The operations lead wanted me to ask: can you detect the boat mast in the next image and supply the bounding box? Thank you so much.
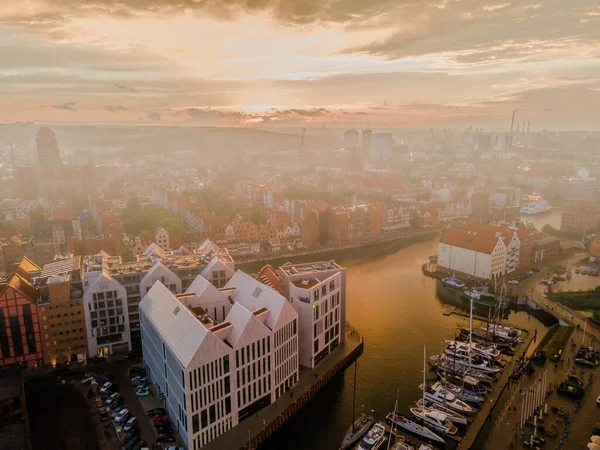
[387,397,398,450]
[422,344,426,415]
[351,361,358,433]
[469,297,473,372]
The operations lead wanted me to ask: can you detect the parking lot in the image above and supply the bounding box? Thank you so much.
[88,358,183,450]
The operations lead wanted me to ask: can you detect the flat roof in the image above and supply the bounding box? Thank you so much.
[279,260,342,276]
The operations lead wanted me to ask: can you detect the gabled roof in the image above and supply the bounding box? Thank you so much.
[440,227,503,254]
[201,256,235,279]
[140,282,213,368]
[18,257,41,274]
[224,271,294,330]
[223,302,270,348]
[184,275,229,308]
[143,242,166,259]
[0,272,39,300]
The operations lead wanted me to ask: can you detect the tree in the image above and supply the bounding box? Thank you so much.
[548,264,567,277]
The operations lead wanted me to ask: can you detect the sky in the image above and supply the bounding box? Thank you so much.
[1,0,600,129]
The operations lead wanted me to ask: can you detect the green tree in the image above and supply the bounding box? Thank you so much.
[548,264,567,277]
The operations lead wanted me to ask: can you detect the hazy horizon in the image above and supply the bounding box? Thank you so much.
[2,0,600,130]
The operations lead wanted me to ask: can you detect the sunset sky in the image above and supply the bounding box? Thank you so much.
[1,0,599,128]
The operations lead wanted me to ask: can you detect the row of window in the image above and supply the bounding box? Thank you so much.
[274,319,297,349]
[275,336,296,368]
[276,355,297,390]
[237,376,270,408]
[46,311,83,319]
[192,416,233,450]
[47,335,85,346]
[43,301,81,310]
[191,397,232,434]
[237,357,271,389]
[189,355,231,393]
[313,280,338,300]
[91,316,124,328]
[89,298,123,311]
[0,306,37,358]
[235,337,270,368]
[51,327,84,336]
[92,291,119,302]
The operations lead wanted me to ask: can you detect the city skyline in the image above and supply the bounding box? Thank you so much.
[1,0,600,129]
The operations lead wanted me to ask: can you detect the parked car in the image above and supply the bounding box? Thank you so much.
[81,376,96,385]
[156,422,173,434]
[124,432,138,445]
[147,408,166,417]
[100,382,113,394]
[115,409,131,424]
[131,376,148,386]
[105,392,121,406]
[508,279,519,285]
[125,437,140,450]
[136,386,150,397]
[123,417,138,433]
[152,413,169,422]
[132,441,146,450]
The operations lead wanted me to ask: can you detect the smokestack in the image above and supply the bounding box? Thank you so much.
[516,122,520,133]
[527,121,530,134]
[510,110,516,133]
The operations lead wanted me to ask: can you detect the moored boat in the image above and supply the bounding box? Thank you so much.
[415,399,468,425]
[442,275,466,290]
[355,422,387,450]
[436,359,496,384]
[341,412,375,450]
[419,382,476,415]
[445,339,502,361]
[409,407,458,435]
[386,412,445,444]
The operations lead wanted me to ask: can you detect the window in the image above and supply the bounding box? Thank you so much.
[224,376,230,394]
[314,340,319,354]
[193,414,200,433]
[322,285,327,296]
[201,410,208,428]
[225,396,231,415]
[224,355,229,373]
[314,289,319,300]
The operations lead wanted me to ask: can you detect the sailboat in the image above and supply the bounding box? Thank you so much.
[341,362,374,450]
[385,412,445,445]
[386,387,445,445]
[434,379,484,403]
[435,359,496,384]
[410,345,458,436]
[387,398,416,450]
[438,372,487,395]
[444,340,502,362]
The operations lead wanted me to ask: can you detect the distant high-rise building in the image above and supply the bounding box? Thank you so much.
[343,129,360,149]
[361,129,372,156]
[370,132,393,161]
[36,127,61,168]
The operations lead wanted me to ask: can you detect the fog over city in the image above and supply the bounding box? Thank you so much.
[2,2,600,450]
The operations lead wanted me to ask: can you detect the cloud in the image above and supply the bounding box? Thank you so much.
[106,104,128,112]
[52,101,76,111]
[147,111,162,121]
[114,83,139,93]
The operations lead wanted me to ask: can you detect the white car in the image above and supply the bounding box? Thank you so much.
[508,279,520,285]
[100,381,113,394]
[596,394,600,405]
[105,392,120,406]
[114,408,130,424]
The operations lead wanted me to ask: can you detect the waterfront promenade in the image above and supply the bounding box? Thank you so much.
[203,326,363,450]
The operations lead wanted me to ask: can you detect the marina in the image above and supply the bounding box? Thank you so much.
[259,239,549,450]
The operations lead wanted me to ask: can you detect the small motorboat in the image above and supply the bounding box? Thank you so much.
[389,434,416,450]
[356,422,387,450]
[386,412,445,444]
[341,412,375,450]
[442,276,466,290]
[445,340,502,361]
[437,353,502,374]
[415,399,468,425]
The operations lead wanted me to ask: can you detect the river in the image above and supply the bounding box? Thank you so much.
[262,238,548,450]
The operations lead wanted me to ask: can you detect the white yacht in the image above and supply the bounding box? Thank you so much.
[442,275,465,290]
[356,422,387,450]
[519,199,552,215]
[436,353,502,374]
[409,408,458,435]
[386,412,445,444]
[415,399,468,425]
[419,382,476,414]
[445,340,502,361]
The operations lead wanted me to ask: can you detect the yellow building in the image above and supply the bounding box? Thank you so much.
[36,257,88,366]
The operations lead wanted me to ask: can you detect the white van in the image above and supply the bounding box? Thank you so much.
[123,416,138,432]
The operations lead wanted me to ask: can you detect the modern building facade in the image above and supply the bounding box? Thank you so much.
[279,261,346,368]
[0,260,44,369]
[139,270,298,450]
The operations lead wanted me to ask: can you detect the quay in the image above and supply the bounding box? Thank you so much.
[457,330,537,449]
[237,228,440,268]
[203,323,364,450]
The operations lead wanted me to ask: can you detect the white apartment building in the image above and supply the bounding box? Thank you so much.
[82,253,131,356]
[437,225,522,280]
[139,271,298,450]
[155,226,170,250]
[279,261,346,368]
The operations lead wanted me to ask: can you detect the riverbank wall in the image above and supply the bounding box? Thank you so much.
[237,229,440,272]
